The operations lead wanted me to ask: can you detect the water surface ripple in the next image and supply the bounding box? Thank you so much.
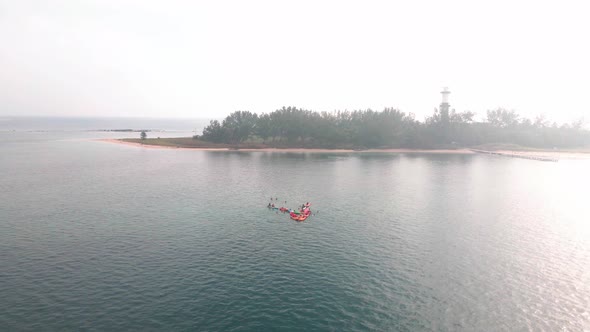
[1,133,589,331]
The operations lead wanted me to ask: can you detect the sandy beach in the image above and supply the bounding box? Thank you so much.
[97,138,475,154]
[97,138,590,159]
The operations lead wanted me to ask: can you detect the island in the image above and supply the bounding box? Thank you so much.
[100,106,590,160]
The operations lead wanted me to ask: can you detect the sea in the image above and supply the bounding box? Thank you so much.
[1,117,589,331]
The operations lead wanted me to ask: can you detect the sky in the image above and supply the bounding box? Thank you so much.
[1,0,589,123]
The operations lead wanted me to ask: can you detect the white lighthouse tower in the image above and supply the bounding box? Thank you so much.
[440,87,450,124]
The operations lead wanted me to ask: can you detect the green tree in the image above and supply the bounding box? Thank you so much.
[140,131,147,140]
[197,106,590,149]
[255,113,272,143]
[200,120,226,143]
[222,111,258,143]
[486,108,519,128]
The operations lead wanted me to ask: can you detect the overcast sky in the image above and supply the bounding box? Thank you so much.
[1,0,588,122]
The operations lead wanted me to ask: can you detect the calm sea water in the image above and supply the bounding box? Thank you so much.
[1,129,589,331]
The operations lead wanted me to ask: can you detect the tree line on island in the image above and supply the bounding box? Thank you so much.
[194,106,589,149]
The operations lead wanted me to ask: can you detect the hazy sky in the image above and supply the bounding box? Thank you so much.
[1,0,589,122]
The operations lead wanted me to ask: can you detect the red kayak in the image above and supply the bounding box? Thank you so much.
[291,214,309,222]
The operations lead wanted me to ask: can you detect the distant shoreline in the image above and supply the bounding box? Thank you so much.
[97,138,475,154]
[95,138,590,160]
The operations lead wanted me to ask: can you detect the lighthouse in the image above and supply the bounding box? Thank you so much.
[440,87,450,124]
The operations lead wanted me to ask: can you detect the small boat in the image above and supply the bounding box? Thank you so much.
[291,214,308,222]
[290,209,311,221]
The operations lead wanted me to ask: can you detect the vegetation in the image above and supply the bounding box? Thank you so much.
[140,131,147,140]
[194,107,590,149]
[123,137,235,148]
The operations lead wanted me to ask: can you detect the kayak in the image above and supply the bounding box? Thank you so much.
[290,214,308,222]
[267,200,313,221]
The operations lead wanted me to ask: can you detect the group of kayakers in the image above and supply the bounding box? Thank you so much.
[267,198,316,221]
[267,197,286,208]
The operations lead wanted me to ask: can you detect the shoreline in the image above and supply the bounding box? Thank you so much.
[96,138,590,159]
[97,138,229,150]
[96,138,475,154]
